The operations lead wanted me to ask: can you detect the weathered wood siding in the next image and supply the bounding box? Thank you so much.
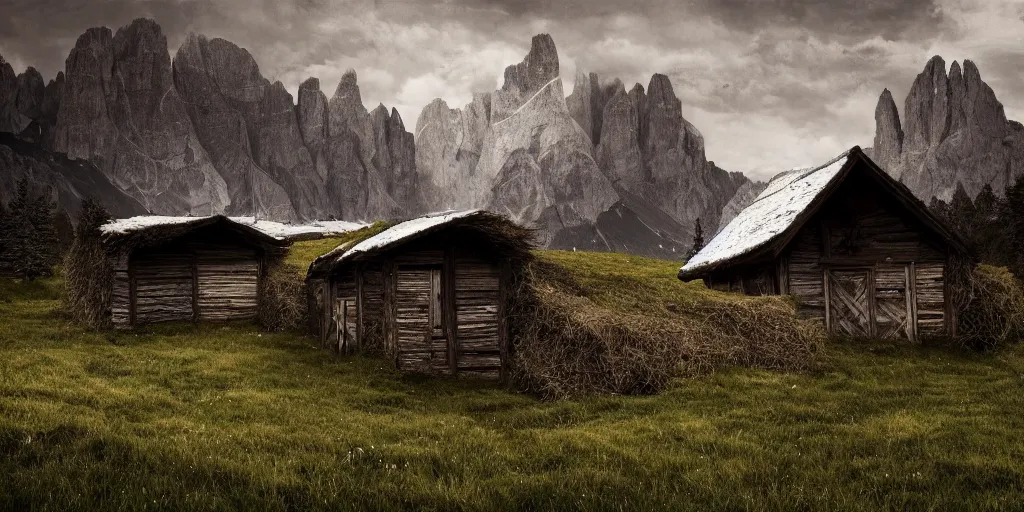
[915,262,946,336]
[395,266,448,373]
[132,251,194,325]
[329,270,357,352]
[874,265,912,340]
[454,253,502,377]
[324,240,510,379]
[786,223,826,319]
[359,264,385,351]
[112,253,131,328]
[116,234,267,328]
[196,248,259,321]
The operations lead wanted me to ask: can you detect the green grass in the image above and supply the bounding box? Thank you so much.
[534,250,773,314]
[284,222,393,275]
[2,253,1024,510]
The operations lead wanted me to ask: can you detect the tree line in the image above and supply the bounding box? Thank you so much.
[928,175,1024,279]
[0,178,72,280]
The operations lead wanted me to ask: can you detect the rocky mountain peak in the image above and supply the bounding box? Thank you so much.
[14,66,44,120]
[491,33,562,123]
[114,17,165,45]
[389,107,405,131]
[875,55,1022,201]
[872,88,903,173]
[300,76,320,91]
[297,76,328,151]
[501,33,558,93]
[336,69,360,96]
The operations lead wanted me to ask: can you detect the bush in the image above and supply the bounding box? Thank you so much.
[508,256,824,398]
[956,264,1024,351]
[258,262,309,332]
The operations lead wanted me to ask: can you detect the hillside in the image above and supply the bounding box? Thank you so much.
[3,255,1024,509]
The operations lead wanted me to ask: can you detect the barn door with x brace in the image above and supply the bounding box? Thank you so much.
[827,269,872,337]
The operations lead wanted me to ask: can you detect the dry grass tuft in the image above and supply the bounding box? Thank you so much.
[955,264,1024,351]
[508,253,824,398]
[258,262,309,332]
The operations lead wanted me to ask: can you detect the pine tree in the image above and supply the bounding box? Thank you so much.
[0,200,8,274]
[1001,174,1024,279]
[2,180,60,280]
[970,184,1009,267]
[687,218,705,259]
[4,179,35,279]
[29,188,61,273]
[948,184,975,241]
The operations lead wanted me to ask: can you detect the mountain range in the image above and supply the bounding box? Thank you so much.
[869,56,1024,201]
[2,18,1021,258]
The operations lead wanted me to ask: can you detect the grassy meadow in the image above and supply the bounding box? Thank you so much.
[2,251,1024,510]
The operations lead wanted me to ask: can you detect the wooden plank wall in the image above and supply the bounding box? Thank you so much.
[454,253,503,377]
[132,252,194,325]
[359,264,385,350]
[786,223,826,319]
[196,248,259,321]
[111,253,131,328]
[915,262,945,336]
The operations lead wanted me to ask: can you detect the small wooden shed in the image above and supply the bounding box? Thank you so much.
[97,215,290,328]
[306,210,534,379]
[678,146,969,341]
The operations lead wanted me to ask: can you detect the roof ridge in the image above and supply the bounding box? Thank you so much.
[745,147,855,208]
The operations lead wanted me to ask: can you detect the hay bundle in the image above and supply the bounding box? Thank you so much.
[258,262,309,332]
[508,260,824,398]
[63,200,114,329]
[956,264,1024,350]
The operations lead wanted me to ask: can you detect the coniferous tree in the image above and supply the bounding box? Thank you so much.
[948,184,975,238]
[687,218,705,259]
[29,188,61,273]
[4,180,36,279]
[3,180,60,280]
[1001,174,1024,279]
[970,184,1009,267]
[0,200,8,274]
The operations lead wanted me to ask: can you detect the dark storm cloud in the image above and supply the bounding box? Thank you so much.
[0,0,1019,179]
[690,0,947,40]
[0,0,205,80]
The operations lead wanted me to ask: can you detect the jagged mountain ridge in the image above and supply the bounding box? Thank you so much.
[0,18,415,224]
[0,19,754,258]
[415,34,755,257]
[870,56,1024,201]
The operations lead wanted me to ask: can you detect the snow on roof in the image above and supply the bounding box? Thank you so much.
[318,209,482,268]
[100,215,367,241]
[680,149,853,276]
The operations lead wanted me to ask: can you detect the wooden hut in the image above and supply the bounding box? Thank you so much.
[95,215,290,328]
[306,210,534,379]
[678,146,970,341]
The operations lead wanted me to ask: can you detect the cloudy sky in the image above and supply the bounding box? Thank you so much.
[2,0,1022,180]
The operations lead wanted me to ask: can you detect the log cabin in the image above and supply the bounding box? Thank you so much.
[94,215,291,328]
[306,210,534,380]
[678,146,970,342]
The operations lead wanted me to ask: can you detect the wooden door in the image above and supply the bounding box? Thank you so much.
[332,298,358,353]
[874,265,912,341]
[395,266,448,373]
[828,269,871,337]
